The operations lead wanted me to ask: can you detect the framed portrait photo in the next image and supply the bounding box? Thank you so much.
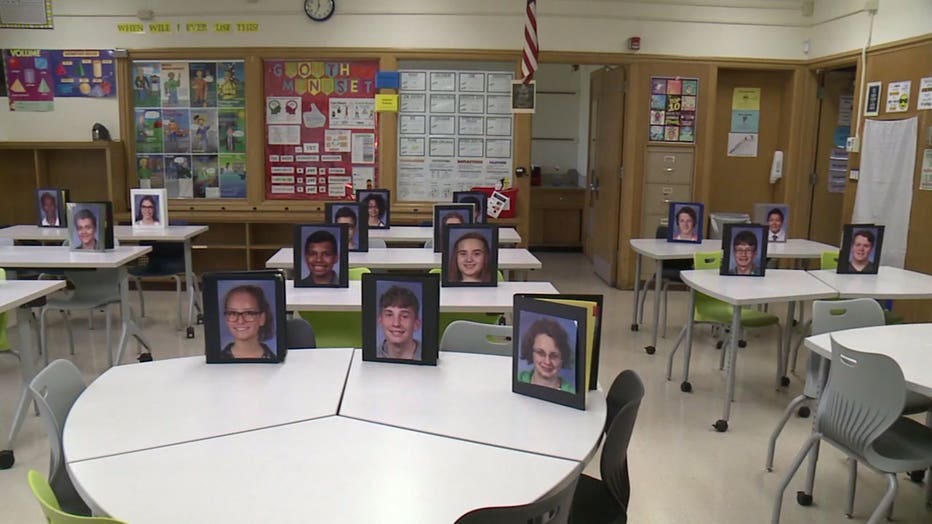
[202,270,287,364]
[838,224,884,274]
[512,295,588,410]
[325,202,368,252]
[433,203,475,253]
[753,203,789,243]
[356,189,391,229]
[667,202,704,243]
[293,224,349,288]
[66,202,114,252]
[452,190,488,224]
[720,223,768,277]
[36,188,68,228]
[130,188,168,229]
[362,273,439,366]
[441,224,499,287]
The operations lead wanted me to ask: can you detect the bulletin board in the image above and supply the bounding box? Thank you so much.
[264,59,379,200]
[396,68,515,202]
[132,59,248,199]
[649,76,698,143]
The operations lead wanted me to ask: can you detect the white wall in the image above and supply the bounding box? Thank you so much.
[808,0,932,58]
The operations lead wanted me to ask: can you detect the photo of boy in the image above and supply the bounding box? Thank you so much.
[667,202,704,243]
[375,282,423,361]
[721,224,767,277]
[294,225,347,288]
[36,190,62,227]
[754,203,789,243]
[326,203,367,252]
[452,191,488,223]
[362,274,438,365]
[838,225,884,274]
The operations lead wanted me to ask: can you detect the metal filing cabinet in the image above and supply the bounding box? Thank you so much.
[639,146,695,280]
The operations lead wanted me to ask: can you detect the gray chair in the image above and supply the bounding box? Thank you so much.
[569,370,645,524]
[369,238,387,248]
[771,337,932,523]
[454,476,579,524]
[708,212,750,240]
[28,359,91,516]
[285,317,317,349]
[439,320,512,355]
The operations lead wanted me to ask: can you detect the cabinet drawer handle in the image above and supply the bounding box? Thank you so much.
[664,167,674,172]
[662,199,671,204]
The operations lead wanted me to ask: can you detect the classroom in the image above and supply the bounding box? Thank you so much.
[1,1,931,522]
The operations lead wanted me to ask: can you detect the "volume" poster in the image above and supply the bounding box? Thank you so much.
[3,49,54,111]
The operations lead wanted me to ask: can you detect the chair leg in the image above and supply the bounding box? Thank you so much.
[173,274,183,330]
[39,308,50,366]
[801,439,822,503]
[845,459,857,517]
[636,275,653,326]
[64,311,75,355]
[789,319,812,374]
[866,474,897,524]
[105,305,113,367]
[771,433,821,524]
[766,393,810,471]
[134,276,146,318]
[661,281,670,339]
[665,325,687,381]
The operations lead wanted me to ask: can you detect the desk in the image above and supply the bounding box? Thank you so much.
[370,225,522,246]
[266,247,542,272]
[807,266,932,300]
[0,279,67,469]
[677,269,837,432]
[0,246,152,365]
[0,225,209,337]
[64,350,601,523]
[286,280,559,313]
[629,238,836,356]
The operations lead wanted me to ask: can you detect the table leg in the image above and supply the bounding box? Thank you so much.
[0,307,40,469]
[714,305,741,432]
[779,302,794,388]
[114,266,152,365]
[630,253,641,331]
[645,258,662,355]
[679,288,696,393]
[184,239,202,339]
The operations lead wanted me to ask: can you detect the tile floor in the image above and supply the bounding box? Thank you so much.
[0,252,929,523]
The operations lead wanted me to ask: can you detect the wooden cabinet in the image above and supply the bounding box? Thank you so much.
[530,187,585,248]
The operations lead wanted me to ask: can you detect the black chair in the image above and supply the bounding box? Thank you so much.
[454,476,579,524]
[285,317,317,349]
[636,226,692,337]
[568,370,645,524]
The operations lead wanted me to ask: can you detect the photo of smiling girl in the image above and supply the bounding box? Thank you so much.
[442,225,499,287]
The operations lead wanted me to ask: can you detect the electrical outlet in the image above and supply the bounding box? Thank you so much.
[849,169,860,180]
[846,136,861,153]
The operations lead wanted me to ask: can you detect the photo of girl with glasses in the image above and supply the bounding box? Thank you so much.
[131,189,167,229]
[218,283,277,360]
[134,195,160,226]
[517,314,577,393]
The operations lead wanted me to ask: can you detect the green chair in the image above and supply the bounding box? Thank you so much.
[297,267,371,348]
[666,251,783,393]
[28,470,127,524]
[428,268,505,335]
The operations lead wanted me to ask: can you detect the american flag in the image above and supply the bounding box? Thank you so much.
[521,0,538,84]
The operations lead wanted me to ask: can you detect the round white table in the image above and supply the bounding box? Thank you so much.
[64,349,606,523]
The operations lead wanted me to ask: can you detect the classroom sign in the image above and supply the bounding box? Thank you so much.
[3,49,54,111]
[132,60,248,199]
[649,76,698,143]
[264,59,380,200]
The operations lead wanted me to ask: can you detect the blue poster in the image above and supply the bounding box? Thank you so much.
[51,49,116,98]
[730,110,759,133]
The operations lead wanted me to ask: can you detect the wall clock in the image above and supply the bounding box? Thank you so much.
[304,0,335,22]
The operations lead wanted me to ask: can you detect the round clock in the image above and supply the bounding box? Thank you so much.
[304,0,335,22]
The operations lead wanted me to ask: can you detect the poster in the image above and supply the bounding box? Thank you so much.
[885,80,911,113]
[828,147,848,193]
[730,110,759,133]
[397,68,515,201]
[920,149,932,191]
[726,132,758,157]
[649,76,698,144]
[918,77,932,111]
[264,59,379,200]
[50,50,116,98]
[0,53,5,97]
[3,49,54,111]
[132,60,247,198]
[864,81,881,116]
[732,87,761,110]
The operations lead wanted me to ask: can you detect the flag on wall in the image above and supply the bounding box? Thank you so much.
[521,0,538,84]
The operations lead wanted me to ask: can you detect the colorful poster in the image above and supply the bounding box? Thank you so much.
[264,59,380,200]
[132,59,247,199]
[649,76,697,144]
[3,49,54,111]
[50,49,116,98]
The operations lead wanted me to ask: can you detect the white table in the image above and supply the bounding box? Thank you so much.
[370,225,522,246]
[0,246,152,365]
[64,350,602,523]
[808,266,932,300]
[676,269,838,432]
[0,225,209,337]
[0,279,67,470]
[341,351,606,461]
[64,349,354,462]
[286,280,559,313]
[629,238,836,356]
[266,247,542,272]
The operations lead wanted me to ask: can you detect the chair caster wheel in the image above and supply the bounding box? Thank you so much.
[796,492,813,506]
[0,449,14,469]
[197,314,204,325]
[780,376,790,387]
[715,341,724,349]
[630,324,639,331]
[137,353,153,363]
[645,345,655,355]
[713,419,728,432]
[680,382,692,393]
[907,469,925,483]
[797,406,811,418]
[738,340,747,348]
[186,327,195,339]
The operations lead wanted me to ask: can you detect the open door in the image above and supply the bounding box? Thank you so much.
[584,67,625,284]
[808,68,855,245]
